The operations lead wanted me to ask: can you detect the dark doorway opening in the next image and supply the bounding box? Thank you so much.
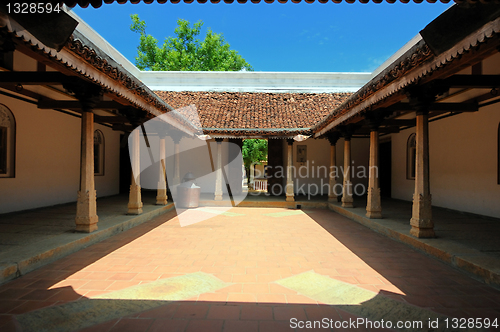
[379,140,392,198]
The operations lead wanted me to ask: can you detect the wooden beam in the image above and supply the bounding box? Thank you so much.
[94,116,129,124]
[387,102,478,112]
[0,71,75,85]
[0,85,41,101]
[442,75,500,88]
[112,124,134,132]
[38,100,126,110]
[381,119,416,127]
[358,127,401,135]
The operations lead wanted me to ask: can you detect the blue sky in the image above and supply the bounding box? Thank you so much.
[72,2,451,73]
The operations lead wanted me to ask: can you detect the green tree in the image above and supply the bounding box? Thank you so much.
[242,139,268,179]
[130,15,253,71]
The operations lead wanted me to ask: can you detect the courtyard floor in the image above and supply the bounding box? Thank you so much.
[0,207,499,332]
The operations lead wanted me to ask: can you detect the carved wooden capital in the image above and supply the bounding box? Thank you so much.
[326,132,341,146]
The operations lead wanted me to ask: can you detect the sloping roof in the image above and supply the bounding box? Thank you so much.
[0,9,201,135]
[155,91,351,137]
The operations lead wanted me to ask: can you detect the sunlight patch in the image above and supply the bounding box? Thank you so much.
[276,270,376,305]
[276,271,450,330]
[263,210,308,218]
[17,272,228,332]
[193,207,245,217]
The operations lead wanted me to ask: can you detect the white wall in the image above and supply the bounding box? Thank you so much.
[94,123,120,197]
[391,104,500,218]
[0,95,121,214]
[160,136,231,194]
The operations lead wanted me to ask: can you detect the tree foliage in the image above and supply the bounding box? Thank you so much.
[242,139,268,176]
[130,15,253,71]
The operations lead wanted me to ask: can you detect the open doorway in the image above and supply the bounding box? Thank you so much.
[242,139,268,193]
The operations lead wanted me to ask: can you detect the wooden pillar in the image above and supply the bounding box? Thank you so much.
[128,129,143,214]
[286,139,295,202]
[410,110,434,237]
[327,133,340,202]
[156,136,168,205]
[75,109,98,232]
[366,127,382,218]
[342,134,354,208]
[173,138,181,187]
[214,138,224,201]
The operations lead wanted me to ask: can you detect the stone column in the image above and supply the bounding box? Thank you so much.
[214,138,224,201]
[156,136,168,205]
[410,110,434,237]
[75,109,98,232]
[342,135,354,208]
[286,139,295,202]
[128,128,143,214]
[327,133,340,202]
[366,127,382,218]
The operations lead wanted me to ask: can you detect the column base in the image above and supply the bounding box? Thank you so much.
[156,183,168,205]
[366,187,382,218]
[75,190,98,233]
[410,193,433,237]
[410,224,435,238]
[286,195,295,202]
[156,186,168,205]
[366,210,382,219]
[156,196,168,205]
[214,194,223,201]
[328,195,337,202]
[75,215,98,233]
[127,207,143,215]
[128,184,143,215]
[342,201,354,208]
[75,216,98,233]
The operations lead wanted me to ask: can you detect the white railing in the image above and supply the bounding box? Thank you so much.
[253,179,268,191]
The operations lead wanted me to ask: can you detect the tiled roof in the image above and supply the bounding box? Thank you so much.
[155,91,351,137]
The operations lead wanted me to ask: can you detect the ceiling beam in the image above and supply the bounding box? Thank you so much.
[0,84,40,101]
[380,119,416,127]
[442,75,500,88]
[112,124,134,132]
[94,116,129,124]
[387,102,478,112]
[0,71,76,85]
[38,100,126,110]
[357,127,401,135]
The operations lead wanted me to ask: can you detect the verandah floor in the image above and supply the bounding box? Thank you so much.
[0,204,499,331]
[0,191,499,292]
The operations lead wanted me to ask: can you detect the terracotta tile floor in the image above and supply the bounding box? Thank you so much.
[0,207,500,331]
